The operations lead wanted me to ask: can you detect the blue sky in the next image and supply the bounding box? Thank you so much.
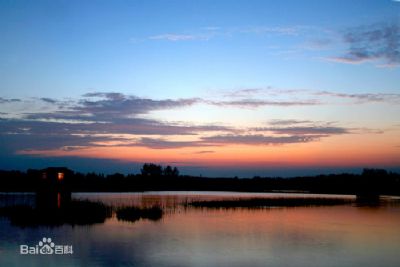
[0,0,399,176]
[1,0,399,98]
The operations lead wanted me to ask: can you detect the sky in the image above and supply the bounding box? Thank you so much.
[0,0,399,177]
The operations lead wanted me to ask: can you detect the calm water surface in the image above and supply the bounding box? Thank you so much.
[1,192,400,267]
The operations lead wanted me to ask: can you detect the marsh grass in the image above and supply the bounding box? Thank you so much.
[188,197,354,209]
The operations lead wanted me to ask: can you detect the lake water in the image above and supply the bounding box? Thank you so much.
[1,192,400,267]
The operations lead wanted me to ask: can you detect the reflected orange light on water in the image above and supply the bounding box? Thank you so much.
[101,203,400,267]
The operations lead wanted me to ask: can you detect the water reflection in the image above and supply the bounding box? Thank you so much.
[0,199,111,227]
[1,192,399,229]
[0,193,166,227]
[116,206,163,223]
[1,192,400,267]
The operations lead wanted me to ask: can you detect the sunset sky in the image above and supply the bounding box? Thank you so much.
[0,0,399,176]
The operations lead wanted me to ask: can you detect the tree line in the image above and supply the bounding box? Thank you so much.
[0,164,399,196]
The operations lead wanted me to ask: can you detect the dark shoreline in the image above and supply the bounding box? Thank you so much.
[1,168,399,196]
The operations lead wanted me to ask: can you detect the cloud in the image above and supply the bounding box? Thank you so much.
[136,137,207,149]
[326,56,368,64]
[241,26,300,36]
[208,99,320,108]
[146,25,305,43]
[0,91,227,152]
[0,97,21,104]
[0,116,350,153]
[77,92,200,118]
[201,134,319,145]
[305,38,334,50]
[79,91,321,113]
[315,91,400,104]
[353,128,384,135]
[332,23,400,66]
[202,26,220,31]
[0,122,225,152]
[257,119,383,136]
[254,126,349,135]
[149,33,211,41]
[40,97,58,104]
[223,88,266,98]
[83,92,125,100]
[253,118,351,137]
[1,92,248,153]
[0,90,383,156]
[193,150,215,154]
[268,119,313,126]
[1,116,233,137]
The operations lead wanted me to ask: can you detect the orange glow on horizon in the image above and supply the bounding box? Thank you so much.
[17,131,400,170]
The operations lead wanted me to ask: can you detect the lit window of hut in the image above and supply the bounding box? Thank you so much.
[58,172,64,181]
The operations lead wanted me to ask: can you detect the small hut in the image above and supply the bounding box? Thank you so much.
[36,167,72,209]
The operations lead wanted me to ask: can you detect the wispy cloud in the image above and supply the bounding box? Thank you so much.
[314,91,400,104]
[254,126,349,135]
[193,150,215,154]
[268,119,314,126]
[304,38,334,50]
[78,92,200,118]
[146,25,317,43]
[0,90,387,155]
[223,88,267,98]
[0,97,21,103]
[329,23,400,66]
[39,97,58,104]
[83,92,126,100]
[149,33,212,41]
[201,134,319,145]
[240,26,300,36]
[0,117,234,152]
[78,90,323,112]
[136,137,208,149]
[252,119,352,138]
[0,92,226,153]
[208,99,319,108]
[220,87,400,105]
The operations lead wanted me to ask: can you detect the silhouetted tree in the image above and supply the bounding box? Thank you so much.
[357,168,388,200]
[362,168,388,177]
[163,165,179,177]
[141,163,162,177]
[172,167,179,177]
[163,166,173,177]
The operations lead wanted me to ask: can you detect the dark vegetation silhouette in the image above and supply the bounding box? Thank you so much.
[188,197,354,209]
[0,192,163,227]
[1,165,398,227]
[0,200,112,227]
[0,164,399,196]
[116,206,163,223]
[141,163,179,177]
